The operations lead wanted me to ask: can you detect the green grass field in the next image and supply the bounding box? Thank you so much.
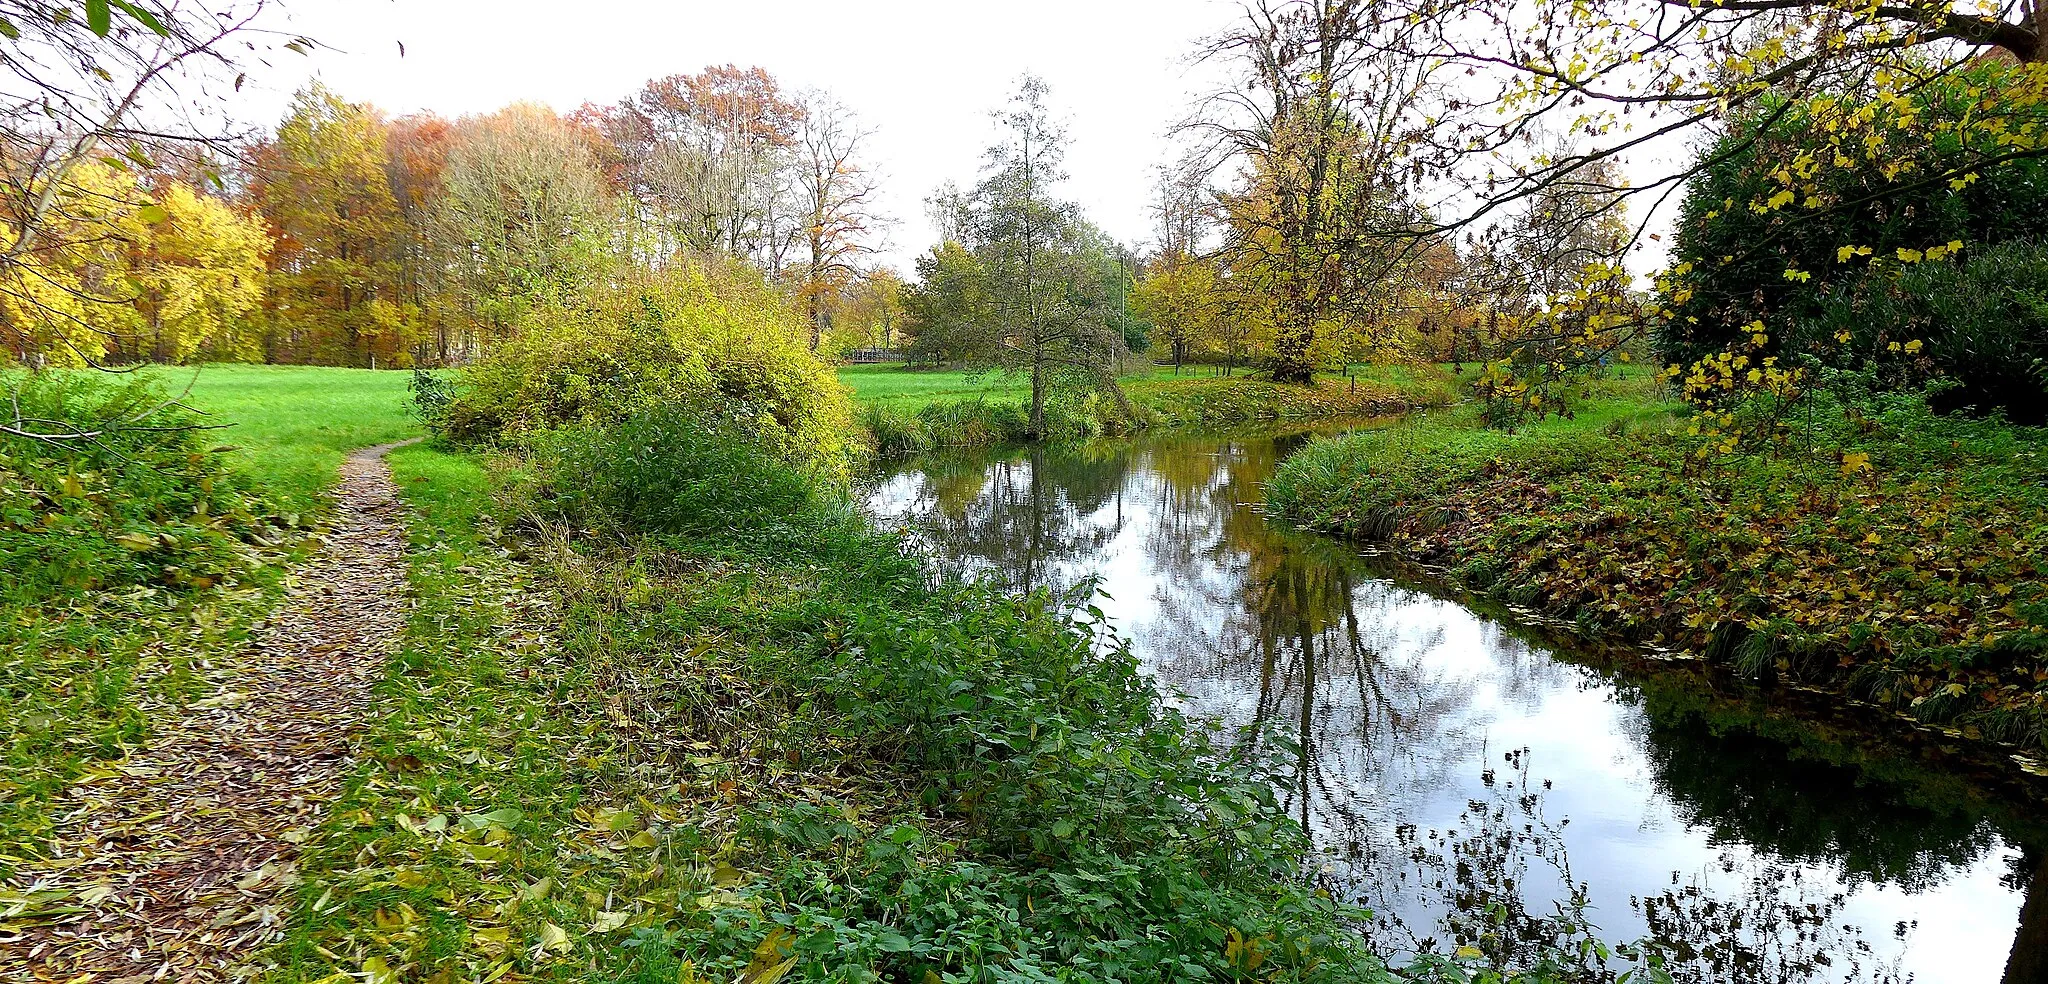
[141,364,423,514]
[838,363,1046,409]
[836,362,1448,410]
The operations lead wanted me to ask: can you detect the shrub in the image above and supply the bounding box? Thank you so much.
[534,407,894,570]
[1805,240,2048,421]
[1659,66,2048,374]
[0,372,286,606]
[434,260,856,477]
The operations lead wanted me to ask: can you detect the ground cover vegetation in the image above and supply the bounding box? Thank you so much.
[0,363,421,910]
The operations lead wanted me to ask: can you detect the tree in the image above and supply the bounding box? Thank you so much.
[250,83,408,367]
[384,112,458,362]
[610,65,805,266]
[903,240,988,364]
[2,1,275,360]
[1133,251,1225,373]
[0,159,149,365]
[1340,0,2048,420]
[793,91,882,349]
[436,103,612,326]
[965,76,1132,436]
[830,265,905,354]
[1189,0,1438,384]
[129,182,269,362]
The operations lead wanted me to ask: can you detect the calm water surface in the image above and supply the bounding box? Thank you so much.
[862,428,2048,984]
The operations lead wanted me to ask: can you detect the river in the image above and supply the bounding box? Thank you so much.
[861,426,2048,984]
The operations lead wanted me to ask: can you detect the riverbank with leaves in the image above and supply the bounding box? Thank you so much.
[264,415,1417,984]
[1268,380,2048,760]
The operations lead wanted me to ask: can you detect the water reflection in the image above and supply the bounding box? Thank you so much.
[862,430,2048,984]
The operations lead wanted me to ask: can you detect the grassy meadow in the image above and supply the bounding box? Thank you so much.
[141,364,425,515]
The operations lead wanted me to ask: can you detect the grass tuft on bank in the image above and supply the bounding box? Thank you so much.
[1268,378,2048,754]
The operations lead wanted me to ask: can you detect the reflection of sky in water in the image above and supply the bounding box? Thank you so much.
[863,434,2042,984]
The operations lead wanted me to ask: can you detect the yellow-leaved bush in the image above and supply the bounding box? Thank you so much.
[438,258,856,478]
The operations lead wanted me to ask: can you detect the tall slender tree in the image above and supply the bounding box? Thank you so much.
[250,83,408,367]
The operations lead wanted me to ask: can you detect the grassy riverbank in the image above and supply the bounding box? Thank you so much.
[1268,378,2048,756]
[842,362,1455,452]
[269,413,1404,984]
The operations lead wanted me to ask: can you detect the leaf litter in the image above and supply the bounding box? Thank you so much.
[2,441,420,983]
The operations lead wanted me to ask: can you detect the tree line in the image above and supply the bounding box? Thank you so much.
[3,63,901,370]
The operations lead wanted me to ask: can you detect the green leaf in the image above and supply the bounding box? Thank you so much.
[0,17,20,40]
[135,204,168,225]
[109,0,168,35]
[85,0,111,37]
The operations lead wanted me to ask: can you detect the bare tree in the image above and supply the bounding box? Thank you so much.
[793,90,882,349]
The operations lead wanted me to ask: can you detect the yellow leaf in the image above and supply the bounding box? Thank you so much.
[539,922,571,952]
[1840,452,1872,476]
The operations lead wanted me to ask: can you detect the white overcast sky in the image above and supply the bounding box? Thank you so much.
[247,0,1242,270]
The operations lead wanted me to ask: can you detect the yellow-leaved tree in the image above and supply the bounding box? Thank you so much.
[130,183,271,363]
[0,160,148,366]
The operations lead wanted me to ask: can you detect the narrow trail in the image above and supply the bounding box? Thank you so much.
[6,439,420,983]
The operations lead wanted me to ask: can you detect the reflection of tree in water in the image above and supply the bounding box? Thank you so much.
[1117,436,1502,840]
[1375,753,1912,984]
[870,443,1135,593]
[1636,692,2002,892]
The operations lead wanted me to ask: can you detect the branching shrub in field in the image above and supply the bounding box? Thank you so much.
[0,373,286,605]
[434,260,855,476]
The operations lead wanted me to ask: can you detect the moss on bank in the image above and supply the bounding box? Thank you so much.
[1267,382,2048,757]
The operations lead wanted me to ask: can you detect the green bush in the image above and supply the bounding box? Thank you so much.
[434,261,856,477]
[0,372,287,607]
[1659,66,2048,384]
[1805,240,2048,420]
